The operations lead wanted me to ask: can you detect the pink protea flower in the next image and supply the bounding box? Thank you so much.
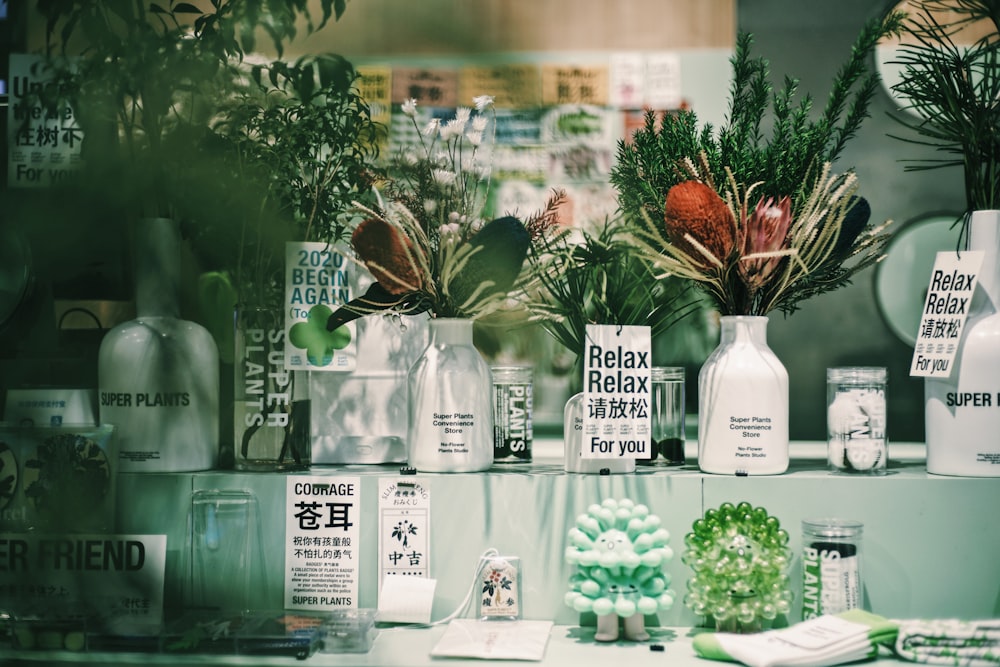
[738,195,793,290]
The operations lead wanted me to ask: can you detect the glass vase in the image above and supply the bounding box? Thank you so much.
[233,307,311,471]
[698,315,788,475]
[925,209,1000,476]
[407,318,493,472]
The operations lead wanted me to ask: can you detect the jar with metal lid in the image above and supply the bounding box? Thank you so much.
[801,518,863,620]
[827,366,887,474]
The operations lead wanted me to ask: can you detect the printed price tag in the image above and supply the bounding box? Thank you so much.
[581,324,652,459]
[284,241,357,371]
[910,250,984,377]
[284,476,361,610]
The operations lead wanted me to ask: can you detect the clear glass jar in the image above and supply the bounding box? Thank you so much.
[801,519,864,620]
[827,366,887,474]
[491,366,533,463]
[638,366,685,466]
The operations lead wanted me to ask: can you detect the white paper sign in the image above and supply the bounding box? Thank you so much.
[581,324,652,459]
[378,478,431,586]
[284,241,357,371]
[0,533,166,631]
[910,250,984,377]
[284,476,361,610]
[609,53,646,108]
[645,52,683,110]
[7,54,84,188]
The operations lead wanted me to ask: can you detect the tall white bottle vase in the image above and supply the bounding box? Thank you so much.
[407,318,493,473]
[698,315,789,475]
[99,218,219,472]
[925,210,1000,476]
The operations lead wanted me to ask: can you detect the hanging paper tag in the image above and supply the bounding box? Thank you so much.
[284,476,361,610]
[581,324,652,459]
[910,250,984,378]
[284,241,357,372]
[378,478,431,586]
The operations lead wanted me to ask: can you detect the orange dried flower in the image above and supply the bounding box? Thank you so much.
[351,217,424,294]
[663,180,736,268]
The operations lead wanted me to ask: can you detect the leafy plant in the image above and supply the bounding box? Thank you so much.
[33,0,350,219]
[24,433,110,531]
[610,14,903,317]
[612,13,905,223]
[523,192,702,362]
[887,0,1000,211]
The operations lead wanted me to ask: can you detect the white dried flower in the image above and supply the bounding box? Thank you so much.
[466,130,483,147]
[440,119,465,140]
[433,169,457,186]
[401,98,418,117]
[471,115,489,133]
[422,118,441,136]
[473,95,494,112]
[454,106,472,127]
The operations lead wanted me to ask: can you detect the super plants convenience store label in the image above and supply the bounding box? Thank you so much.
[581,324,652,459]
[284,242,357,371]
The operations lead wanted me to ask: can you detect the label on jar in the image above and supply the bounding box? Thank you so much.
[801,542,861,619]
[827,387,886,472]
[493,382,532,461]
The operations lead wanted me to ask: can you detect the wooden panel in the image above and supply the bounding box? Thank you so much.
[290,0,736,57]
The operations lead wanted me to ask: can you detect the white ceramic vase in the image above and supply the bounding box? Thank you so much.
[98,218,219,472]
[925,209,1000,476]
[407,318,493,472]
[698,315,789,475]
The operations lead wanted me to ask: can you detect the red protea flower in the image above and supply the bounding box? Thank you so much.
[738,195,793,290]
[351,217,424,294]
[663,180,736,268]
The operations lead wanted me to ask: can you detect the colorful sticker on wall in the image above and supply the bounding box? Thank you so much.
[460,64,542,109]
[391,67,459,107]
[284,241,356,371]
[540,63,609,106]
[284,476,361,610]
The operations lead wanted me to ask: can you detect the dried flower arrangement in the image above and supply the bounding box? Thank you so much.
[612,14,905,317]
[326,96,552,331]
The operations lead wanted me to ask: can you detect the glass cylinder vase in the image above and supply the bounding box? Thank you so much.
[698,315,788,475]
[233,307,311,471]
[407,318,494,472]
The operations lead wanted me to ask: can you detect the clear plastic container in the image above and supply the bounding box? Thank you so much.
[826,366,887,474]
[639,366,686,466]
[801,519,863,620]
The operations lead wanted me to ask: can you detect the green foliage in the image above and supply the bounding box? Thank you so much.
[525,203,702,359]
[888,0,1000,210]
[612,12,904,222]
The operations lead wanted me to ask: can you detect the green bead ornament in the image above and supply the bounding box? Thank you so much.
[564,498,674,642]
[682,501,792,633]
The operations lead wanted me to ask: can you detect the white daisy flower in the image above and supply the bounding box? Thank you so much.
[473,95,494,112]
[401,98,418,117]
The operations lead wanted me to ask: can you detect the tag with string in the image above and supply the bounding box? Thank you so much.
[581,324,652,459]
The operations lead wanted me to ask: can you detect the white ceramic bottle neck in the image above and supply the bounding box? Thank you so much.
[968,210,1000,312]
[718,315,769,346]
[430,317,474,346]
[135,217,181,319]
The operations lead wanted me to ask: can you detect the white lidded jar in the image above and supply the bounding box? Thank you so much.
[925,210,1000,476]
[98,218,219,472]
